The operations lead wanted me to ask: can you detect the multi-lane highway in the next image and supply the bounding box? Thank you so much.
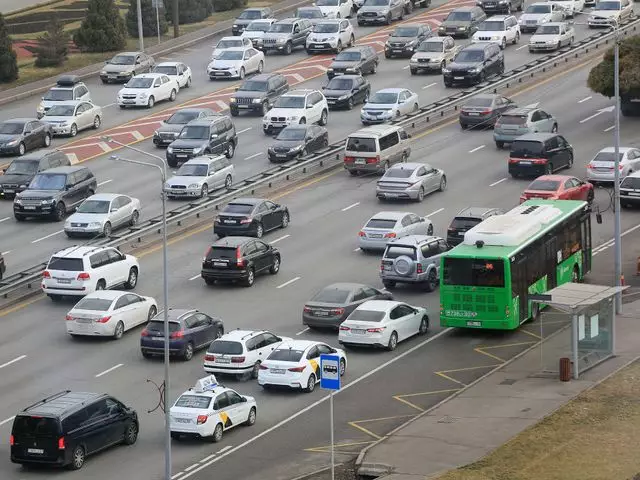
[0,0,625,278]
[0,31,639,478]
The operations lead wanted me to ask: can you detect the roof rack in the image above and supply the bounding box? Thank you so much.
[23,390,71,412]
[56,75,81,87]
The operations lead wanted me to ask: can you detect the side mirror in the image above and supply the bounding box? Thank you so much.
[306,104,313,109]
[41,96,44,100]
[111,207,118,212]
[321,85,326,89]
[2,168,6,173]
[65,184,72,191]
[241,397,248,402]
[420,217,425,222]
[407,133,412,138]
[104,61,108,65]
[210,134,218,140]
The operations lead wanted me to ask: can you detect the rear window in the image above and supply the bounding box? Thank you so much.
[443,257,505,287]
[74,298,113,311]
[348,310,386,322]
[498,114,527,125]
[312,288,351,303]
[510,140,544,158]
[621,177,640,189]
[208,340,244,354]
[48,257,83,271]
[346,137,376,153]
[450,217,482,230]
[268,349,304,362]
[366,218,397,229]
[223,203,254,214]
[464,97,493,107]
[384,246,417,260]
[174,395,211,409]
[207,247,237,260]
[527,179,560,191]
[146,321,181,333]
[384,169,413,179]
[12,416,60,437]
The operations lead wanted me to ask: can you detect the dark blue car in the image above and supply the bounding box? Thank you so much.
[140,308,224,361]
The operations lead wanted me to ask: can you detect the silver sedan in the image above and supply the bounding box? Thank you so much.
[42,100,103,137]
[587,147,640,184]
[64,193,141,238]
[358,211,434,252]
[377,162,447,202]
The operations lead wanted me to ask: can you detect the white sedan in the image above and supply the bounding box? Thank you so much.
[529,22,574,52]
[338,300,429,350]
[117,73,179,109]
[65,290,157,339]
[152,61,192,89]
[64,193,141,238]
[361,88,420,125]
[42,100,102,137]
[258,340,347,393]
[207,48,265,80]
[211,36,253,59]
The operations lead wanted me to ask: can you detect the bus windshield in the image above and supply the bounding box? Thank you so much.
[443,257,505,287]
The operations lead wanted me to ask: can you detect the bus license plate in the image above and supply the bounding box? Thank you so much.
[466,321,481,327]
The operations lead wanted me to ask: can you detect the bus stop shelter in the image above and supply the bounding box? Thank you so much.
[529,283,627,380]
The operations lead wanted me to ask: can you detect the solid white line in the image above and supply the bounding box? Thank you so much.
[276,276,301,289]
[516,44,529,51]
[0,416,15,427]
[184,464,200,472]
[244,152,263,160]
[97,179,113,187]
[296,327,310,336]
[0,216,10,223]
[604,125,615,132]
[216,446,233,454]
[469,145,486,154]
[237,127,252,135]
[95,363,124,378]
[592,222,640,255]
[341,202,360,212]
[490,177,508,187]
[189,274,201,281]
[422,82,437,89]
[103,102,116,108]
[270,234,290,245]
[402,65,410,70]
[201,454,217,463]
[171,473,185,480]
[180,327,454,479]
[31,230,64,244]
[578,96,592,103]
[0,355,26,370]
[354,247,361,252]
[426,207,444,217]
[1,251,10,256]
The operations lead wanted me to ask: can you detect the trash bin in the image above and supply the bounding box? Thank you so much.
[559,357,571,381]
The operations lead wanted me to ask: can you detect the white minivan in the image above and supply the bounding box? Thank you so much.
[343,125,411,175]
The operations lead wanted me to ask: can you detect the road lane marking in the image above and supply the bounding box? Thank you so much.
[579,106,615,124]
[237,127,252,135]
[422,82,437,89]
[0,416,15,427]
[604,125,615,132]
[296,327,310,336]
[578,96,592,103]
[103,102,116,108]
[184,464,200,472]
[216,446,233,454]
[244,152,263,160]
[31,230,64,244]
[592,222,640,255]
[95,363,124,378]
[516,44,529,51]
[270,234,290,244]
[341,202,360,211]
[0,355,26,370]
[189,274,200,281]
[402,65,410,70]
[131,131,145,141]
[289,73,305,82]
[490,177,507,187]
[97,141,113,153]
[0,217,10,223]
[171,472,185,480]
[277,277,301,289]
[354,247,361,252]
[426,208,444,217]
[179,327,454,479]
[1,251,10,255]
[469,145,485,153]
[98,179,113,187]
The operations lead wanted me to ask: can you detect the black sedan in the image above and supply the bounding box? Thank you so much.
[214,197,290,239]
[303,283,394,329]
[384,24,433,58]
[268,125,328,162]
[0,119,52,156]
[459,94,516,129]
[322,75,370,110]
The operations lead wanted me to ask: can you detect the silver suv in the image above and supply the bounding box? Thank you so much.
[380,235,450,291]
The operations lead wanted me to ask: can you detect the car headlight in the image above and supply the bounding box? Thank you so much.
[64,220,71,227]
[410,57,418,63]
[153,130,159,137]
[19,184,27,188]
[139,93,148,99]
[100,70,106,75]
[327,68,334,72]
[167,147,174,153]
[263,115,270,121]
[276,38,286,44]
[588,15,595,20]
[286,116,298,121]
[442,67,451,73]
[233,24,238,28]
[470,67,482,73]
[380,9,389,14]
[41,198,55,205]
[14,198,22,204]
[229,97,237,103]
[338,94,350,100]
[37,103,44,113]
[346,67,357,72]
[188,183,201,189]
[439,25,446,30]
[458,26,467,30]
[7,139,18,146]
[385,41,392,47]
[88,222,102,228]
[252,98,262,104]
[491,36,501,40]
[165,182,171,189]
[290,145,303,152]
[193,147,204,154]
[518,18,525,24]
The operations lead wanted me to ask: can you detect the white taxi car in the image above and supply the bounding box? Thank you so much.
[207,48,265,80]
[258,340,347,393]
[528,22,574,52]
[42,100,102,137]
[170,375,257,442]
[117,73,179,109]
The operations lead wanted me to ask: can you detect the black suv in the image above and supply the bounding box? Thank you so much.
[323,74,370,109]
[0,149,70,198]
[385,24,434,58]
[14,165,97,221]
[230,73,289,117]
[447,207,503,246]
[166,116,237,168]
[443,43,504,87]
[201,236,281,287]
[477,0,523,14]
[327,45,379,79]
[10,391,138,470]
[232,7,273,35]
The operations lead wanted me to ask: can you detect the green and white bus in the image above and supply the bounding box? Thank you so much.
[439,199,592,330]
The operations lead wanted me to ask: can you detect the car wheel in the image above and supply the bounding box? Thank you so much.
[245,407,257,426]
[186,76,192,88]
[49,294,62,302]
[281,211,289,228]
[349,34,355,47]
[425,270,438,292]
[260,101,269,116]
[439,176,447,192]
[226,142,235,158]
[68,445,85,470]
[382,280,396,289]
[300,147,308,157]
[201,184,209,197]
[224,174,232,189]
[230,107,239,117]
[567,154,574,168]
[545,163,553,175]
[339,358,346,376]
[416,187,425,202]
[371,61,378,74]
[305,373,316,393]
[123,422,138,445]
[102,222,112,237]
[418,316,429,334]
[410,68,417,75]
[284,42,292,55]
[169,89,177,101]
[269,255,280,274]
[53,202,66,221]
[255,222,264,238]
[243,268,255,287]
[17,141,26,156]
[125,267,138,289]
[170,432,181,440]
[495,140,504,149]
[319,109,328,126]
[427,223,434,236]
[251,362,261,380]
[383,161,390,172]
[113,321,125,340]
[14,213,25,221]
[551,123,558,133]
[501,37,506,49]
[147,305,157,321]
[147,96,155,108]
[204,278,216,286]
[239,67,245,80]
[93,116,101,129]
[514,32,520,44]
[129,210,139,226]
[183,342,194,361]
[440,60,446,72]
[587,189,594,204]
[385,13,392,24]
[571,266,580,283]
[336,40,343,54]
[299,117,306,124]
[386,331,398,351]
[211,423,223,442]
[257,61,264,74]
[43,133,51,146]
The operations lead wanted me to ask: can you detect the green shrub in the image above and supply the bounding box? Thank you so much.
[0,13,18,83]
[34,16,69,68]
[126,0,168,37]
[74,0,127,52]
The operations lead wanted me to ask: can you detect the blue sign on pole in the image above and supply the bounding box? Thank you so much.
[320,354,341,390]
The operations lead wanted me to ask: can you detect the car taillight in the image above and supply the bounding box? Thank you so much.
[197,415,208,425]
[380,262,384,273]
[339,326,350,331]
[65,314,74,321]
[367,327,386,333]
[416,264,423,274]
[358,231,366,237]
[170,331,184,339]
[366,156,380,164]
[231,356,246,363]
[480,108,491,114]
[140,329,150,337]
[344,156,355,163]
[259,364,269,370]
[9,435,14,446]
[240,218,252,224]
[531,159,547,165]
[204,246,213,261]
[519,197,526,204]
[384,232,396,238]
[508,158,519,164]
[77,272,90,281]
[236,247,245,267]
[587,164,594,169]
[97,316,111,324]
[330,308,344,316]
[58,437,65,450]
[204,354,215,362]
[303,306,312,313]
[43,270,51,279]
[288,366,305,372]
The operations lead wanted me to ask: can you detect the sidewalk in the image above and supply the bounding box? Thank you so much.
[356,299,640,480]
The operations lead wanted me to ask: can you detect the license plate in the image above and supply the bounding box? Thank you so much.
[175,418,191,423]
[27,448,44,454]
[108,75,116,79]
[276,154,287,158]
[369,234,383,238]
[385,193,399,198]
[628,192,640,196]
[4,189,14,193]
[214,72,225,76]
[519,161,532,165]
[177,154,187,158]
[315,311,329,316]
[57,279,72,284]
[351,329,366,334]
[327,100,335,104]
[392,49,402,53]
[271,368,286,374]
[23,206,36,210]
[454,76,464,80]
[468,112,479,116]
[213,262,227,267]
[237,105,248,108]
[458,231,465,236]
[223,220,235,224]
[355,159,366,165]
[123,100,135,104]
[216,357,231,363]
[466,321,481,327]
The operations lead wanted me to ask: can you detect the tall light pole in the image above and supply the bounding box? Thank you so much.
[103,137,171,480]
[612,20,622,313]
[137,0,144,51]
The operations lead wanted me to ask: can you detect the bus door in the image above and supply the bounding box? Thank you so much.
[514,256,528,322]
[544,236,557,289]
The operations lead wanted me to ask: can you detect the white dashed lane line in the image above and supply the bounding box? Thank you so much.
[270,234,290,244]
[97,179,113,187]
[0,416,15,427]
[0,217,10,223]
[422,82,437,89]
[490,177,507,187]
[32,230,64,244]
[296,327,310,336]
[341,202,360,212]
[189,274,201,281]
[237,127,252,135]
[578,96,592,103]
[426,207,444,217]
[95,364,124,378]
[244,152,263,160]
[469,145,486,154]
[0,355,27,370]
[276,276,301,289]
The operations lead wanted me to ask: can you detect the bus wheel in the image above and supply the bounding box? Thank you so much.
[531,303,540,322]
[572,266,580,283]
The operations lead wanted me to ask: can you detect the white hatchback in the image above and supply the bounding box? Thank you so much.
[117,73,179,109]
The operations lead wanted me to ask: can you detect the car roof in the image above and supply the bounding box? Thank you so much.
[461,43,492,51]
[218,329,265,341]
[156,61,183,67]
[455,206,501,218]
[370,211,410,220]
[21,391,105,418]
[182,156,217,166]
[321,282,368,291]
[625,170,640,179]
[80,290,127,301]
[597,146,635,153]
[352,124,403,138]
[393,23,424,28]
[20,149,64,160]
[512,132,558,141]
[356,300,399,311]
[217,47,249,53]
[299,5,322,10]
[275,340,320,351]
[133,73,166,79]
[39,165,86,174]
[540,22,566,27]
[161,308,197,321]
[213,236,255,247]
[52,245,110,258]
[375,87,404,94]
[83,193,123,201]
[117,51,143,56]
[423,36,446,42]
[529,174,574,183]
[228,197,264,205]
[185,118,220,127]
[343,45,370,52]
[284,89,316,96]
[388,235,442,246]
[502,107,537,116]
[277,17,299,23]
[218,36,242,41]
[316,19,342,24]
[329,74,362,81]
[245,73,283,82]
[484,15,513,20]
[530,2,550,5]
[174,107,216,114]
[390,162,424,170]
[451,6,475,11]
[45,100,87,108]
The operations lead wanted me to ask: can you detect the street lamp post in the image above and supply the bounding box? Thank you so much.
[136,0,144,52]
[612,21,622,313]
[103,137,171,480]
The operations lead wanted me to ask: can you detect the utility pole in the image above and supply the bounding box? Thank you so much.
[173,0,179,37]
[613,23,622,314]
[137,0,144,51]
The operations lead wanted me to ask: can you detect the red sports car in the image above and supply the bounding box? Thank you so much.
[520,175,594,204]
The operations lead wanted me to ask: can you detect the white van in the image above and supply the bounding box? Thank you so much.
[344,125,411,175]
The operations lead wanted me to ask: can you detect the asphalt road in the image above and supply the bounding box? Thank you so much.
[0,54,639,479]
[0,0,622,277]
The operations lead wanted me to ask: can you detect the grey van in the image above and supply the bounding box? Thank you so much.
[344,125,411,175]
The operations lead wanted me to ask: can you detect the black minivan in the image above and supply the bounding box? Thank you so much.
[508,133,574,178]
[10,391,138,470]
[447,207,503,246]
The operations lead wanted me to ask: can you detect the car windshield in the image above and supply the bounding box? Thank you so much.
[239,9,262,19]
[384,245,417,260]
[527,179,560,191]
[391,27,419,37]
[12,416,60,438]
[465,97,493,107]
[346,137,376,152]
[298,8,323,17]
[47,257,84,271]
[363,0,389,6]
[479,21,505,31]
[238,80,268,91]
[537,25,560,34]
[217,50,244,60]
[526,4,551,13]
[46,105,76,116]
[312,288,351,303]
[274,96,305,108]
[109,55,135,65]
[174,395,211,409]
[511,141,544,158]
[126,77,154,88]
[74,297,114,311]
[207,340,243,354]
[621,177,640,189]
[76,200,110,213]
[594,0,620,9]
[335,51,361,61]
[223,203,254,214]
[455,50,484,62]
[5,160,37,175]
[327,78,353,90]
[268,349,304,361]
[154,65,178,75]
[179,125,209,139]
[269,23,294,33]
[443,258,506,287]
[28,173,66,190]
[368,92,398,104]
[0,122,24,134]
[446,11,471,20]
[417,41,443,52]
[348,310,386,322]
[176,164,208,176]
[217,39,243,48]
[498,114,527,125]
[592,152,624,162]
[166,111,201,124]
[276,128,306,141]
[314,22,340,33]
[246,21,272,31]
[366,218,397,229]
[384,168,414,178]
[43,89,73,101]
[317,0,340,5]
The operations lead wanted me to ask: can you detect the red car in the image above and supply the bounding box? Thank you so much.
[519,175,594,204]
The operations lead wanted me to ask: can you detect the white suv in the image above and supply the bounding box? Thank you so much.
[263,89,329,135]
[203,330,292,379]
[306,19,355,54]
[42,246,140,302]
[472,15,520,49]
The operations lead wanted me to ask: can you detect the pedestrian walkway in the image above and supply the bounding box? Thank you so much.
[356,299,640,480]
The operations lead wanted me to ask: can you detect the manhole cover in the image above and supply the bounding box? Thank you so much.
[437,416,457,424]
[500,378,518,385]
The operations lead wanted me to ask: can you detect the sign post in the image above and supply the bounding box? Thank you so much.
[320,354,341,480]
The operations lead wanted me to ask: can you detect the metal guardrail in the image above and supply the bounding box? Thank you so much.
[1,19,638,306]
